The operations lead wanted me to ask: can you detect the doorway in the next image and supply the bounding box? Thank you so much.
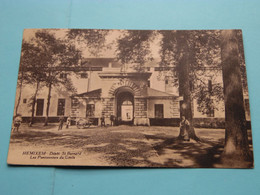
[116,91,134,125]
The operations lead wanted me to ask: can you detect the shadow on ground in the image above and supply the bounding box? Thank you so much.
[9,124,241,168]
[145,134,224,167]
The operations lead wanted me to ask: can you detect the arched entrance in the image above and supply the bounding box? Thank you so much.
[116,90,134,125]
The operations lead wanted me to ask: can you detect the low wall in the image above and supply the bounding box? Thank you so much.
[21,117,99,126]
[149,118,225,128]
[193,118,225,129]
[20,117,251,129]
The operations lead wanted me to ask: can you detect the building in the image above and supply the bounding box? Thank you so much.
[15,58,249,128]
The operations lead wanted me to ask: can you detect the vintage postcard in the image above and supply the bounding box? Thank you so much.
[7,29,253,168]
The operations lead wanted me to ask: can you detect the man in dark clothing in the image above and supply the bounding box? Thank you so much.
[58,116,64,130]
[100,114,105,127]
[110,114,115,126]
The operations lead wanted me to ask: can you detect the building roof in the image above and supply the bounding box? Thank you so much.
[72,89,102,98]
[80,58,160,68]
[72,87,177,99]
[98,72,152,79]
[81,58,121,67]
[146,87,178,98]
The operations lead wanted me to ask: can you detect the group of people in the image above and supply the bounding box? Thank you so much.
[12,114,22,132]
[58,116,71,130]
[12,114,191,142]
[58,114,116,129]
[100,114,116,127]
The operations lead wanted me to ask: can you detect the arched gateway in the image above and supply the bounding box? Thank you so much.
[71,71,180,127]
[98,72,152,126]
[115,87,134,125]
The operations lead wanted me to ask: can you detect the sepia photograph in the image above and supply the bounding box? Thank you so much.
[7,29,253,168]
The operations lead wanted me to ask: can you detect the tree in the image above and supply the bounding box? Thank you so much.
[15,69,24,116]
[220,30,252,166]
[170,31,198,140]
[116,30,205,140]
[67,29,110,57]
[26,30,80,126]
[15,40,32,115]
[19,40,47,124]
[116,30,154,72]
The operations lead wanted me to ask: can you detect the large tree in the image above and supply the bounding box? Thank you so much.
[15,67,25,116]
[19,41,48,124]
[26,30,80,126]
[220,30,252,166]
[15,40,32,115]
[164,31,198,140]
[116,30,216,140]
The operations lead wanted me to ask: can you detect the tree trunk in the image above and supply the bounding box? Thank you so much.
[177,31,199,141]
[220,30,252,167]
[44,83,52,126]
[30,81,40,125]
[15,72,24,115]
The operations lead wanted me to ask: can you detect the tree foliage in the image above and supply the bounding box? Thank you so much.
[20,30,81,125]
[116,30,155,72]
[67,29,110,57]
[115,30,224,140]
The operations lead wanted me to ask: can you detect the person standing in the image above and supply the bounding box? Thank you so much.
[179,116,190,141]
[66,116,71,129]
[100,113,105,127]
[58,116,64,130]
[12,114,22,132]
[110,114,115,126]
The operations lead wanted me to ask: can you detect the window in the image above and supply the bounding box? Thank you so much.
[57,99,65,116]
[60,73,67,79]
[80,73,88,78]
[36,99,44,116]
[122,100,132,105]
[86,104,95,117]
[207,99,214,117]
[155,104,164,118]
[208,80,212,92]
[147,80,150,87]
[165,80,169,85]
[23,98,27,103]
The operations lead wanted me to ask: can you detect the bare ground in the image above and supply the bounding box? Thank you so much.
[8,123,253,168]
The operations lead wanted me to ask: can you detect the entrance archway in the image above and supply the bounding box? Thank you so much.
[116,90,134,125]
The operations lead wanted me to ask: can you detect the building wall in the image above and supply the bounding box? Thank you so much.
[14,63,236,126]
[71,98,102,118]
[147,98,179,118]
[149,68,179,96]
[15,84,71,118]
